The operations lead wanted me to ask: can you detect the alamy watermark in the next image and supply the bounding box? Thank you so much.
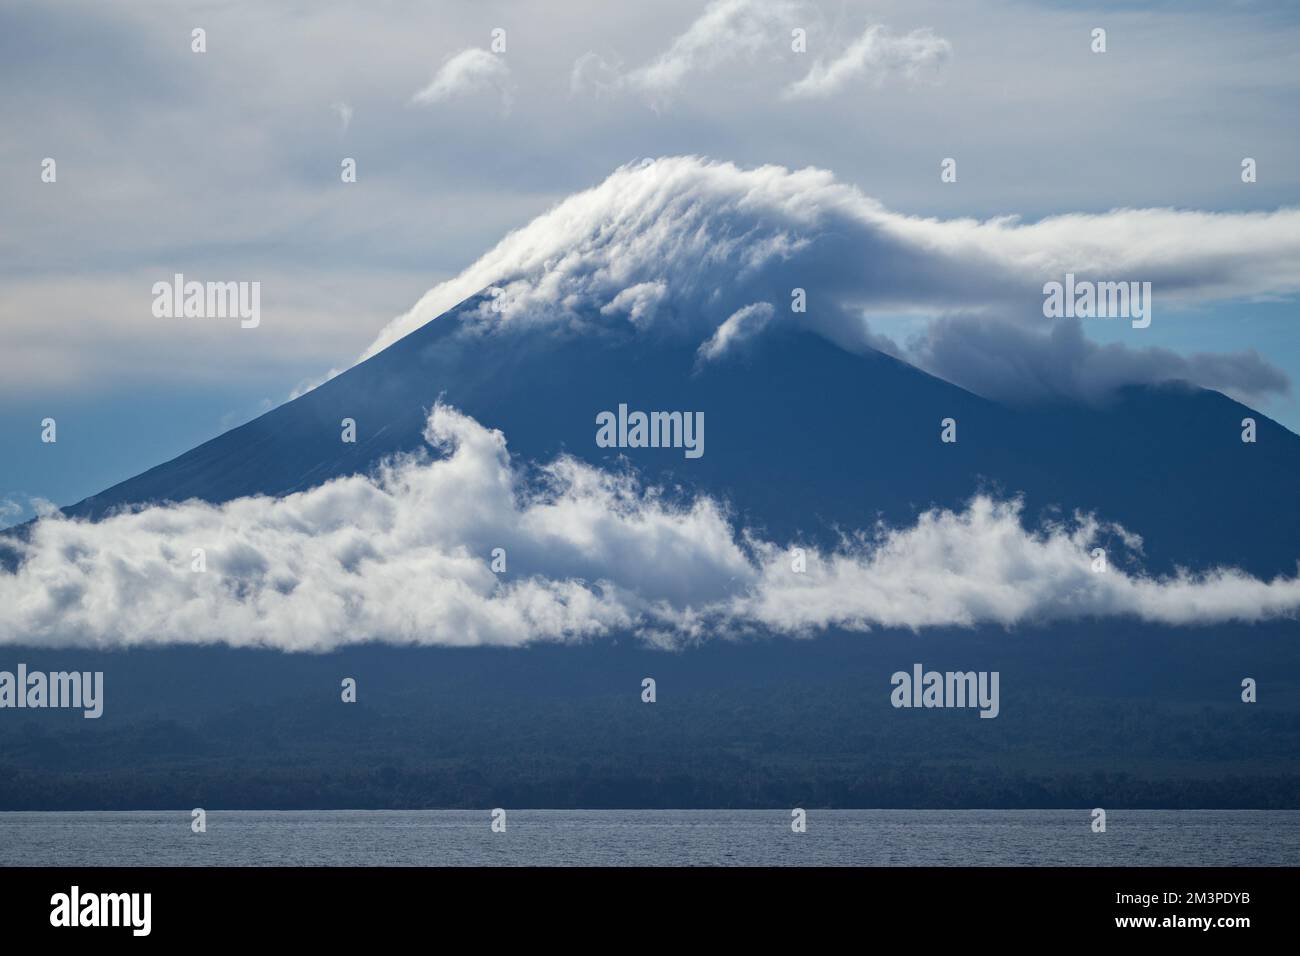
[50,886,150,936]
[0,664,103,718]
[890,663,999,718]
[595,403,704,459]
[1043,273,1151,329]
[152,273,260,328]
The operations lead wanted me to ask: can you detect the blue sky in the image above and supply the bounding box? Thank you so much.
[2,0,1297,520]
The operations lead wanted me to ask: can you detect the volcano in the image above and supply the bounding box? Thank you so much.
[4,157,1300,810]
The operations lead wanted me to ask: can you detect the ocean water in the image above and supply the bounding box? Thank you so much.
[1,809,1295,867]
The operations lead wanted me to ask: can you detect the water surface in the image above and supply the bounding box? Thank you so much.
[2,809,1294,866]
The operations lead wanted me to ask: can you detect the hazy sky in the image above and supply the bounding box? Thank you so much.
[2,0,1298,518]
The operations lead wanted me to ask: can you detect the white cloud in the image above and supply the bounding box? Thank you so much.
[0,405,746,650]
[412,48,513,111]
[573,0,798,109]
[359,156,1300,404]
[2,404,1297,650]
[737,498,1300,633]
[598,280,669,329]
[697,302,774,362]
[571,2,951,109]
[625,0,790,104]
[783,25,951,100]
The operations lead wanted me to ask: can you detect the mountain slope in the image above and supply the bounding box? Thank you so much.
[62,292,1300,578]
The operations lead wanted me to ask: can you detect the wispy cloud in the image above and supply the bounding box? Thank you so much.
[697,302,774,363]
[783,24,951,100]
[623,0,790,105]
[571,1,951,109]
[573,0,798,109]
[412,47,513,112]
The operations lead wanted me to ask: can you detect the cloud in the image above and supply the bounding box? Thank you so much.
[908,314,1292,406]
[360,156,1300,405]
[736,496,1300,634]
[2,404,1298,650]
[598,280,669,329]
[623,0,790,104]
[783,24,951,100]
[412,48,513,111]
[572,0,798,109]
[0,404,739,650]
[697,302,774,363]
[571,2,951,109]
